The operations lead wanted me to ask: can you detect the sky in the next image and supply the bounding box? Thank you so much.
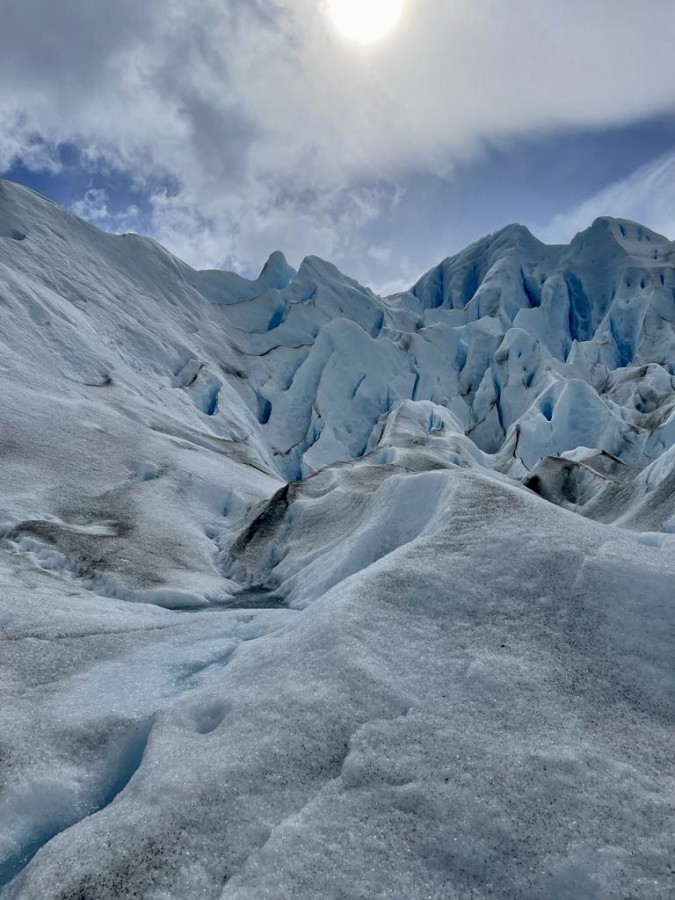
[2,0,675,292]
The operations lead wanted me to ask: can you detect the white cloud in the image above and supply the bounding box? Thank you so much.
[0,107,62,174]
[2,0,675,278]
[70,188,141,231]
[542,150,675,244]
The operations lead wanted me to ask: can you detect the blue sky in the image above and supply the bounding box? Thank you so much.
[2,1,675,291]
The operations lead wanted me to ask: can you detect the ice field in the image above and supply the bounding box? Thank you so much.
[0,180,674,898]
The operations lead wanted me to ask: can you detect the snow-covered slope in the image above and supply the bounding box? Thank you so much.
[0,180,674,899]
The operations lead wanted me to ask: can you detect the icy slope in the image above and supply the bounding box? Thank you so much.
[3,455,674,899]
[1,180,674,899]
[3,179,675,502]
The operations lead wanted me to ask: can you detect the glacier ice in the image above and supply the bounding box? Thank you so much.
[0,180,674,898]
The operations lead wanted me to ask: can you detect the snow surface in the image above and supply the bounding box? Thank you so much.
[0,180,674,898]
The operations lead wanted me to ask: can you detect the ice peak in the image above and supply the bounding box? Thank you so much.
[485,222,540,246]
[570,216,671,255]
[258,251,296,290]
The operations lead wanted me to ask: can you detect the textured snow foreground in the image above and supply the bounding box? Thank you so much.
[0,181,674,899]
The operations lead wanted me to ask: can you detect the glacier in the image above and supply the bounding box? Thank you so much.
[0,179,673,899]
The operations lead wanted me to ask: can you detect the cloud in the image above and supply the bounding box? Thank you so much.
[542,150,675,244]
[2,0,675,281]
[70,187,142,232]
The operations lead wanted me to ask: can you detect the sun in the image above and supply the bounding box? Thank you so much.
[327,0,404,46]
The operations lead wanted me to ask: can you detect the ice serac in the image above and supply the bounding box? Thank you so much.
[0,180,674,899]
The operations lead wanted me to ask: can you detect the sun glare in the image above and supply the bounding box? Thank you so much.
[327,0,404,46]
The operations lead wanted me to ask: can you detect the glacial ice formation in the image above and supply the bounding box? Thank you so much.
[0,180,674,899]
